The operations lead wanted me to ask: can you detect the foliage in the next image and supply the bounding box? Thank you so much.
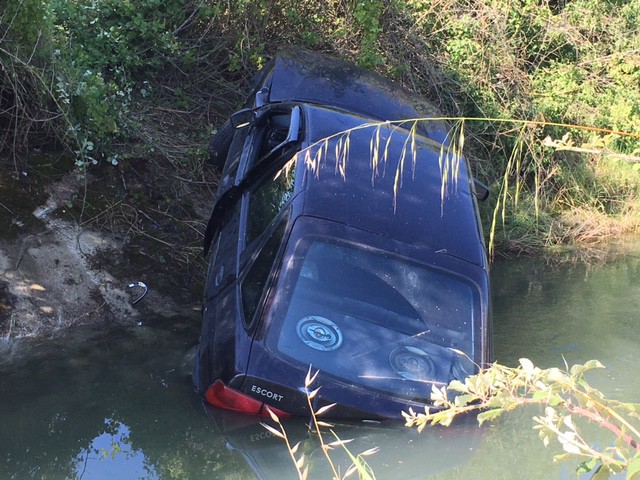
[380,0,640,252]
[0,1,56,157]
[1,0,52,53]
[403,358,640,479]
[48,0,193,165]
[261,367,378,480]
[1,0,185,165]
[2,0,640,248]
[351,0,386,68]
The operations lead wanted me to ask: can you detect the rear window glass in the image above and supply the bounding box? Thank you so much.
[267,239,477,400]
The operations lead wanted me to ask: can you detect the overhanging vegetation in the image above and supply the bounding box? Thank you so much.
[1,0,640,253]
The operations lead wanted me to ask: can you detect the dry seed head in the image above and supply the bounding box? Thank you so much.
[315,403,337,417]
[305,366,319,387]
[260,422,285,440]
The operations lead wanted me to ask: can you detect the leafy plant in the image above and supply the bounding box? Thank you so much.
[47,0,191,162]
[352,0,385,68]
[403,358,640,479]
[1,0,53,55]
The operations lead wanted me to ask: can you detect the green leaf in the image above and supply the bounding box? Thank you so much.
[430,384,447,404]
[453,394,476,407]
[552,453,573,463]
[582,359,605,371]
[546,367,571,385]
[519,358,534,373]
[531,389,563,407]
[570,359,605,380]
[331,430,377,480]
[532,390,551,403]
[620,403,640,414]
[548,393,564,407]
[627,454,640,480]
[477,408,504,426]
[448,379,466,392]
[591,464,613,480]
[576,457,598,474]
[431,410,457,427]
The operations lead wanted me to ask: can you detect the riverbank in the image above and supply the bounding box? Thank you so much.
[0,154,212,340]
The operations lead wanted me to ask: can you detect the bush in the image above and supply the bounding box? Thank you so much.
[0,1,56,152]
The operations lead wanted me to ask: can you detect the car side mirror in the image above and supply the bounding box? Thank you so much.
[473,179,490,202]
[231,109,256,129]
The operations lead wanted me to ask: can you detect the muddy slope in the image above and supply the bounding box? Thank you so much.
[0,165,205,340]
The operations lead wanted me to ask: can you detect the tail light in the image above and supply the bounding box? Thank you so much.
[204,380,290,418]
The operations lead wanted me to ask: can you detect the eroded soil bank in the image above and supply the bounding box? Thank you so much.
[0,155,212,343]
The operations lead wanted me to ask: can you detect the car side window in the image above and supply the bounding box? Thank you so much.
[245,161,296,246]
[241,219,287,325]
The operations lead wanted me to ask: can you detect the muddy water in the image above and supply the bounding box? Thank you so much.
[1,249,640,479]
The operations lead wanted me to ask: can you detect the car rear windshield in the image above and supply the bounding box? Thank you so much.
[266,236,478,401]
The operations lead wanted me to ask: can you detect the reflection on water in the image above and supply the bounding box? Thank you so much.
[74,420,158,480]
[1,247,640,479]
[0,316,252,479]
[491,249,640,401]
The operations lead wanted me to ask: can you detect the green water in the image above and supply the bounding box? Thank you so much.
[1,249,640,479]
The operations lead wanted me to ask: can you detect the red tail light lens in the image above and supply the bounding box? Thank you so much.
[204,380,290,418]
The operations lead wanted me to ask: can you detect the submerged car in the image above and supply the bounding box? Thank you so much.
[194,49,491,420]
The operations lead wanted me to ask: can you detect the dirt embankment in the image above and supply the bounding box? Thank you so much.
[0,162,209,341]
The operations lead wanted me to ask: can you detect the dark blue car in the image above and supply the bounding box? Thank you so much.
[194,49,491,420]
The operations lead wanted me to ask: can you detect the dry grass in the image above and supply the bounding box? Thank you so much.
[551,205,640,245]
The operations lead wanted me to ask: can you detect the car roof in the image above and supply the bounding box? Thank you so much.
[295,105,486,268]
[239,50,485,268]
[259,49,451,146]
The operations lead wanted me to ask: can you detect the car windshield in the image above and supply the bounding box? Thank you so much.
[265,235,478,401]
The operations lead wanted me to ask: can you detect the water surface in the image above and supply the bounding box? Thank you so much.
[2,248,640,479]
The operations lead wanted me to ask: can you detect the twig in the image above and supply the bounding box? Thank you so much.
[0,202,14,215]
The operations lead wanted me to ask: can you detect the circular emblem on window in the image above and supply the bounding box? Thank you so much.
[389,346,435,381]
[296,316,343,352]
[451,353,476,381]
